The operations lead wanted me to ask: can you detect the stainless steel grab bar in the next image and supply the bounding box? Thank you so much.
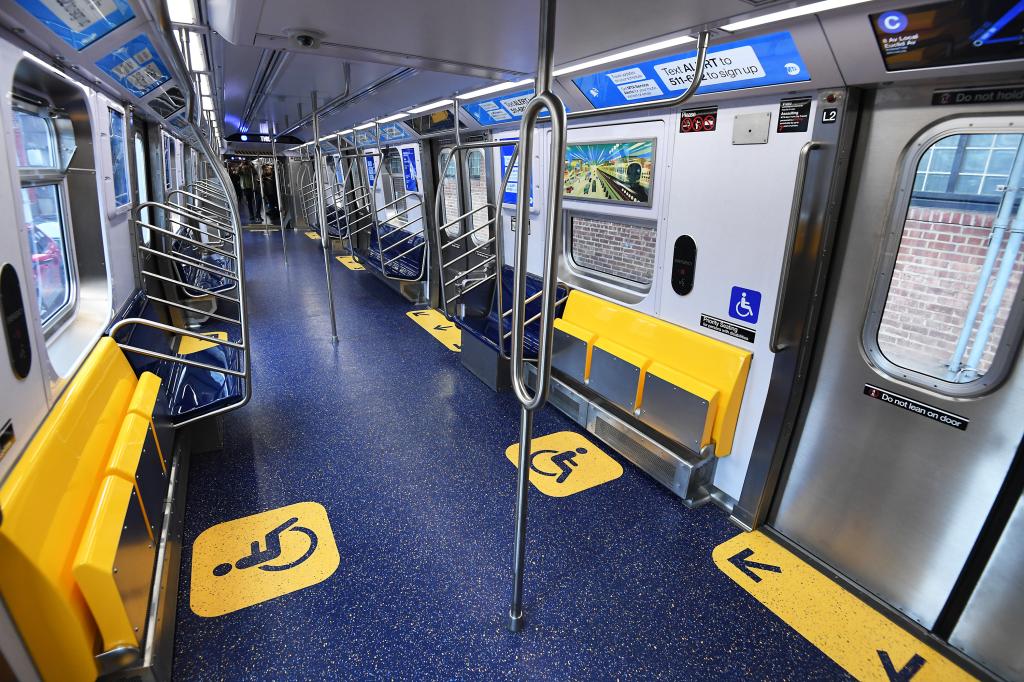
[311,92,339,342]
[432,142,518,319]
[138,245,240,281]
[141,269,239,303]
[770,140,824,353]
[138,221,237,260]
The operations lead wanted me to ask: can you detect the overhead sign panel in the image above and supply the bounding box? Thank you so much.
[96,34,171,98]
[573,32,810,109]
[15,0,135,51]
[463,89,567,126]
[870,0,1024,71]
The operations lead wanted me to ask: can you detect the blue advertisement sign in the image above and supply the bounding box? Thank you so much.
[463,89,567,126]
[401,148,419,192]
[15,0,135,51]
[379,123,412,143]
[365,157,377,187]
[344,125,409,146]
[499,143,533,208]
[573,32,810,109]
[96,34,171,97]
[348,130,376,147]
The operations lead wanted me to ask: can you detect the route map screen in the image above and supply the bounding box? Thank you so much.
[871,1,1024,71]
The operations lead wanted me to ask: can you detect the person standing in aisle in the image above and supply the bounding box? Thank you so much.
[228,162,242,205]
[261,163,278,221]
[238,160,261,222]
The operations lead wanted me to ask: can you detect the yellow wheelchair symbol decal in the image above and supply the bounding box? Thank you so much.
[190,501,339,617]
[505,431,622,497]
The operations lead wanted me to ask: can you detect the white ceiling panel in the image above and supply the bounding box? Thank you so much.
[207,0,857,138]
[246,0,827,73]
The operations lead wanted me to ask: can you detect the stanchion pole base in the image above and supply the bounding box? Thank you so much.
[507,610,525,632]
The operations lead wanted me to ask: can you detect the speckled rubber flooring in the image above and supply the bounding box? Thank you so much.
[170,229,849,680]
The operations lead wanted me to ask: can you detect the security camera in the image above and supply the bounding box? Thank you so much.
[285,29,323,50]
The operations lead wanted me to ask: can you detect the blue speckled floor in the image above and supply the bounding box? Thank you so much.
[171,229,849,680]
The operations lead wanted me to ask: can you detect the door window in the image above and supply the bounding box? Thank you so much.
[13,105,76,332]
[21,185,72,327]
[869,130,1024,391]
[466,149,490,245]
[109,108,130,207]
[134,130,151,244]
[439,149,461,238]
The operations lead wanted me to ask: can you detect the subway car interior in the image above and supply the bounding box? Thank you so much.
[0,0,1023,679]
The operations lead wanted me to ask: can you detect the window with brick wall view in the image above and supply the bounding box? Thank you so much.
[876,132,1024,384]
[569,215,656,286]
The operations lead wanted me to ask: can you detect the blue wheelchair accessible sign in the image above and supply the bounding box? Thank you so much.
[729,286,761,324]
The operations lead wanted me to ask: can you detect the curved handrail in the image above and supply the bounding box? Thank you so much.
[370,147,428,281]
[509,90,567,411]
[432,142,518,321]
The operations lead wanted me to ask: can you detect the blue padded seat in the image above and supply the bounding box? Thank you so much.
[365,226,425,280]
[457,265,565,359]
[325,206,347,238]
[170,233,236,297]
[109,290,244,424]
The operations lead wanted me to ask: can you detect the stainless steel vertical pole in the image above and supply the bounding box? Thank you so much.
[312,91,338,342]
[271,134,288,264]
[508,0,566,633]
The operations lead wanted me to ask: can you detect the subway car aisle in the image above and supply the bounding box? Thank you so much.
[170,230,846,680]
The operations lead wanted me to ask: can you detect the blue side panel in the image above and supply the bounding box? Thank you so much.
[95,34,171,97]
[499,144,534,208]
[365,157,377,186]
[572,31,810,108]
[401,148,418,192]
[15,0,134,51]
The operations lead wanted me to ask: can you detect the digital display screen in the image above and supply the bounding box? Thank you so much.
[563,140,655,207]
[871,1,1024,71]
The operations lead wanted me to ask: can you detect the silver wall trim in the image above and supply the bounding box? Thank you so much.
[732,88,859,530]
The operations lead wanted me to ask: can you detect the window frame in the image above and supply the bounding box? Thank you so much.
[562,209,657,295]
[464,148,492,246]
[106,104,132,212]
[911,133,1021,209]
[438,147,462,238]
[862,117,1024,397]
[12,102,80,337]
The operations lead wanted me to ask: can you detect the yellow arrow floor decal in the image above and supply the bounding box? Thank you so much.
[179,331,228,355]
[713,531,975,681]
[304,231,320,240]
[336,255,365,271]
[406,308,460,352]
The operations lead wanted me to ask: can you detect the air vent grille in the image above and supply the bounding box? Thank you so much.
[593,413,677,490]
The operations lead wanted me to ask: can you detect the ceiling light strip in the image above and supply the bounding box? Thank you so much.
[721,0,875,32]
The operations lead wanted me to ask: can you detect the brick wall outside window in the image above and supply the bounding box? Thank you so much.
[877,206,1024,378]
[569,216,656,285]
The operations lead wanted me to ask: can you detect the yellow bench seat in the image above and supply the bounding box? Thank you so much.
[552,291,751,456]
[0,338,164,681]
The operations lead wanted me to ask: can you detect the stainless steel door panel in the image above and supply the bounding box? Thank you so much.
[771,86,1024,629]
[950,494,1024,681]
